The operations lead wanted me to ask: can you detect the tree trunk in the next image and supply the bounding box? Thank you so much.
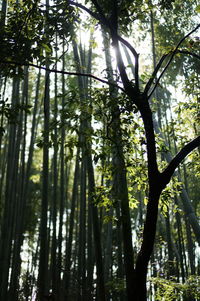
[134,184,162,300]
[38,69,50,301]
[64,149,80,299]
[8,66,29,301]
[0,76,20,301]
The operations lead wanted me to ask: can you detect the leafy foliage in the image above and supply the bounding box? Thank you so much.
[151,276,200,300]
[0,0,77,76]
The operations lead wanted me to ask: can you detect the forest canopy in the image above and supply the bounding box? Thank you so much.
[0,0,199,300]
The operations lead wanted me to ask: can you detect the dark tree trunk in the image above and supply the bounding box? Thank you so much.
[134,187,162,300]
[38,70,50,301]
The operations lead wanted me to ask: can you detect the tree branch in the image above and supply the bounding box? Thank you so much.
[111,34,131,92]
[162,135,200,185]
[144,53,169,96]
[147,24,200,99]
[90,0,109,24]
[177,49,200,60]
[68,0,139,86]
[69,1,138,56]
[68,0,110,28]
[0,60,125,92]
[118,36,139,89]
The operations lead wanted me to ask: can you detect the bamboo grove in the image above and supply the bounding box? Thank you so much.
[0,0,200,300]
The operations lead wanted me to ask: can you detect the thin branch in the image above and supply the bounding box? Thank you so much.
[144,53,169,95]
[118,36,139,88]
[0,60,125,92]
[112,34,131,92]
[108,2,131,91]
[90,0,109,26]
[68,0,110,29]
[90,0,139,90]
[69,1,138,55]
[162,135,200,185]
[148,24,200,99]
[177,49,200,60]
[145,48,200,97]
[69,0,139,85]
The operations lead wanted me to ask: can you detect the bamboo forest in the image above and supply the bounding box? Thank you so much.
[0,0,200,300]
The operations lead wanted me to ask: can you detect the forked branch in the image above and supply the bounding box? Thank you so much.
[144,53,169,96]
[68,0,139,86]
[146,24,200,98]
[162,135,200,185]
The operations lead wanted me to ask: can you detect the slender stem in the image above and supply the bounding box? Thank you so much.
[69,0,139,87]
[162,135,200,186]
[177,49,200,60]
[112,34,131,91]
[0,60,125,92]
[144,53,169,96]
[147,24,200,98]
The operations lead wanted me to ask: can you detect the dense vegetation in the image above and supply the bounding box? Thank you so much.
[0,0,199,300]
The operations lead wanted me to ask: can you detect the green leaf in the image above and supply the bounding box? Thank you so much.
[41,43,51,53]
[144,197,148,206]
[195,5,200,13]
